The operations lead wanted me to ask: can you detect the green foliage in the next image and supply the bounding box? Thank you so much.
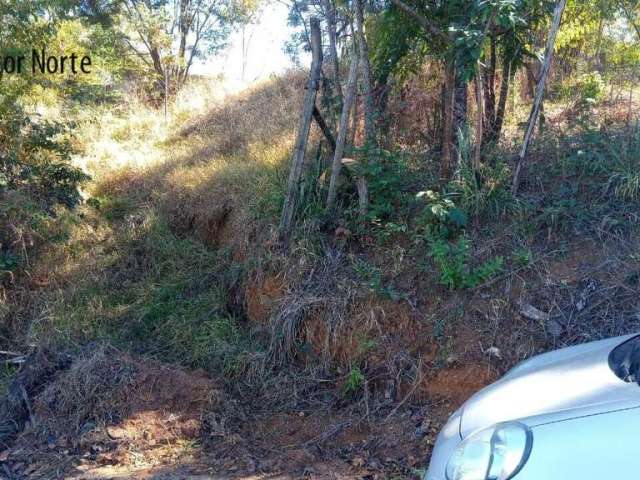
[361,148,412,223]
[512,247,533,268]
[0,113,89,208]
[446,129,515,218]
[354,260,405,301]
[428,236,504,290]
[607,126,640,201]
[577,72,605,104]
[414,190,468,239]
[38,217,253,374]
[0,107,87,281]
[342,366,365,397]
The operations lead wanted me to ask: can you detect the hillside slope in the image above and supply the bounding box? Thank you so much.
[1,74,640,479]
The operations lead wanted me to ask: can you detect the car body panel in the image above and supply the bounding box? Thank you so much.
[460,334,639,435]
[515,406,640,479]
[424,334,640,480]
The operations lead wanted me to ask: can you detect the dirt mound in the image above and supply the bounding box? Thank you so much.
[1,345,221,479]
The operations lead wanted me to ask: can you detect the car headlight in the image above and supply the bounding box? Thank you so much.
[445,422,532,480]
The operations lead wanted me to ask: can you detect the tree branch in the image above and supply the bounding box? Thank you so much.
[389,0,444,39]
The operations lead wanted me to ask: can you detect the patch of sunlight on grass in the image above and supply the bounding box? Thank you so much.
[21,73,305,374]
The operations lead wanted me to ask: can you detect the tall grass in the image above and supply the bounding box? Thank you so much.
[3,73,306,377]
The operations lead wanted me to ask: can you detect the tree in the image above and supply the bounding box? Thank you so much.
[118,0,249,92]
[327,48,359,211]
[512,0,568,194]
[279,17,324,242]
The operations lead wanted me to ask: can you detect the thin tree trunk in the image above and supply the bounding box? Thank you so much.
[356,176,369,217]
[350,93,359,147]
[474,64,484,169]
[441,60,455,179]
[453,69,468,167]
[312,106,336,152]
[619,0,640,41]
[512,0,567,195]
[279,18,323,242]
[483,36,497,134]
[355,0,376,147]
[164,66,169,121]
[327,54,359,211]
[492,56,512,143]
[321,0,342,103]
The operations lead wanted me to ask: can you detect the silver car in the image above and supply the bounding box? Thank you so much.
[425,333,640,480]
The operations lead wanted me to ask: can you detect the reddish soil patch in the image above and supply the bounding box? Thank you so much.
[424,364,497,409]
[246,274,287,324]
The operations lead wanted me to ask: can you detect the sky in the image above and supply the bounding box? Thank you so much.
[191,2,303,86]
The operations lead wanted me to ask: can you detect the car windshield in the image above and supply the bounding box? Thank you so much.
[609,335,640,384]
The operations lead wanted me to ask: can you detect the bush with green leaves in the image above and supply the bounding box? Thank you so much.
[607,126,640,201]
[578,72,605,104]
[1,110,89,278]
[449,160,515,218]
[1,111,89,208]
[349,147,412,225]
[413,190,468,240]
[428,236,504,290]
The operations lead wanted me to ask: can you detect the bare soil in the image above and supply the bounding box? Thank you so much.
[0,343,492,480]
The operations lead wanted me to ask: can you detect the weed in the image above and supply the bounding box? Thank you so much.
[413,190,467,240]
[450,160,515,219]
[342,366,365,396]
[354,259,406,301]
[428,236,503,290]
[512,247,533,269]
[345,147,413,232]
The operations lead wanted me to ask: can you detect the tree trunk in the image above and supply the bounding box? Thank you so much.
[149,46,165,80]
[355,0,376,147]
[491,56,512,144]
[321,0,342,103]
[327,54,359,211]
[453,69,468,167]
[441,60,455,179]
[483,36,497,135]
[474,65,484,169]
[374,78,392,144]
[512,0,567,195]
[279,18,323,241]
[313,106,337,152]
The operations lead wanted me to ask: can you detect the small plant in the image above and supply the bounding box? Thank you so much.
[512,247,533,269]
[608,126,640,201]
[449,160,515,218]
[413,190,467,240]
[344,147,413,232]
[353,260,405,301]
[343,366,365,396]
[428,236,504,290]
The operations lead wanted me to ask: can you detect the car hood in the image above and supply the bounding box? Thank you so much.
[460,334,640,436]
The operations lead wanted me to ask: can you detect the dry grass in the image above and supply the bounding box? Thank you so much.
[2,71,309,378]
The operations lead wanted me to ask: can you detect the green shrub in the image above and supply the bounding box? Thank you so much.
[413,190,467,240]
[449,160,515,218]
[428,236,503,290]
[607,126,640,201]
[354,259,405,301]
[349,147,413,226]
[0,112,89,208]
